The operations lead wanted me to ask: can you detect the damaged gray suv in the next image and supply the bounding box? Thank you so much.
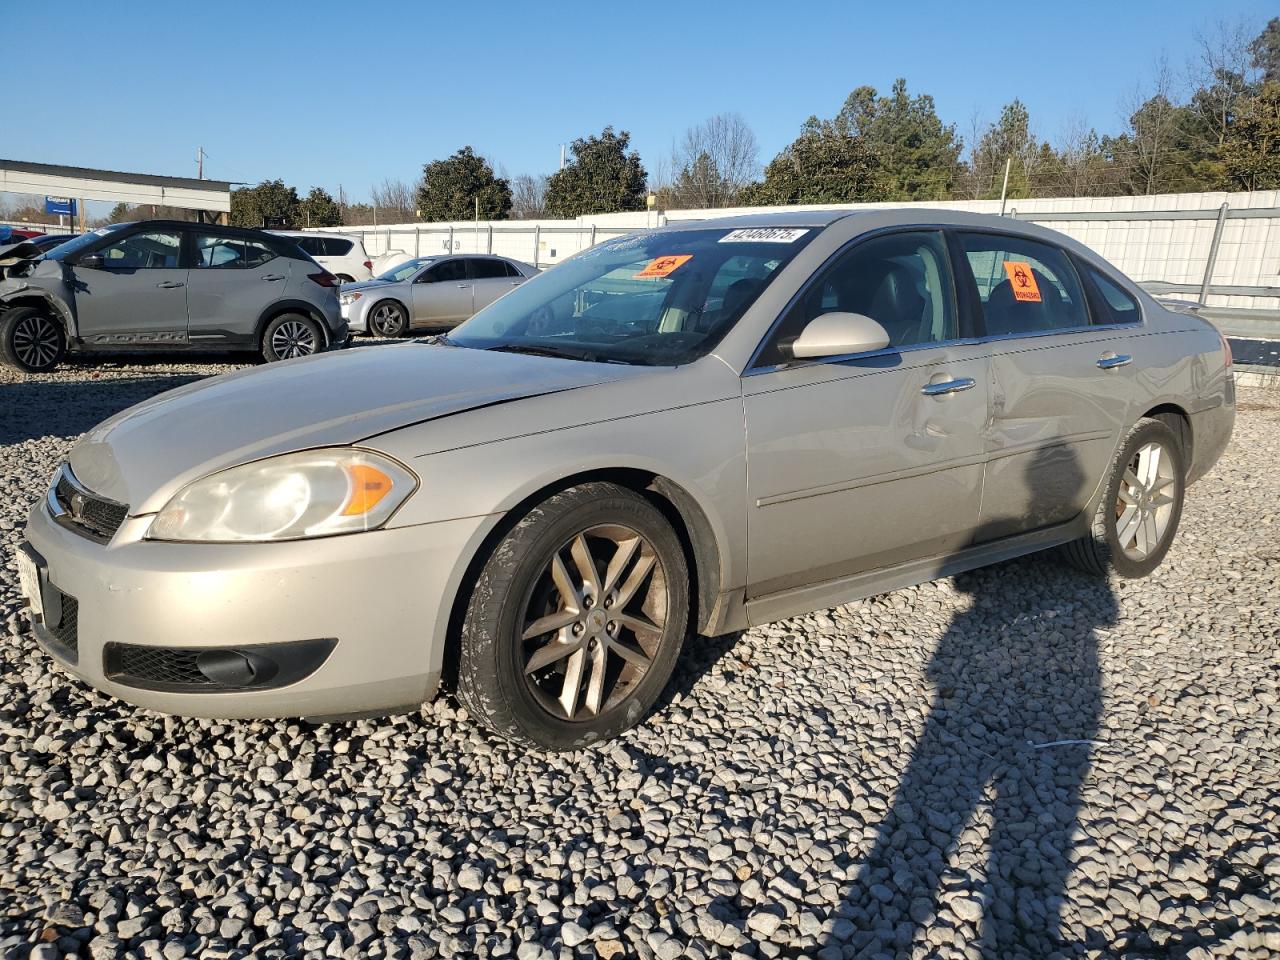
[0,220,346,372]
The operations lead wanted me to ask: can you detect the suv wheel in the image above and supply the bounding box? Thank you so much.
[1062,417,1185,578]
[368,301,409,338]
[262,313,323,362]
[0,307,66,373]
[455,482,690,750]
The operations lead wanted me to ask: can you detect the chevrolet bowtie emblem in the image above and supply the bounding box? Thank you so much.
[70,492,86,520]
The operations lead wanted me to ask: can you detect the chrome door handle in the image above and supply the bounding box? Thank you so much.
[921,377,977,397]
[155,281,185,289]
[1097,353,1132,369]
[261,274,286,282]
[457,284,471,289]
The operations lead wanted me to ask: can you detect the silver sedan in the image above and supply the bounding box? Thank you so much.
[19,209,1234,750]
[341,254,538,336]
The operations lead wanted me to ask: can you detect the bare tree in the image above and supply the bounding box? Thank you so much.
[510,174,549,220]
[1190,17,1263,148]
[1053,115,1107,196]
[370,178,416,223]
[669,112,760,208]
[1117,56,1185,195]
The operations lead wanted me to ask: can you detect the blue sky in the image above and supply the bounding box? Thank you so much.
[5,0,1274,215]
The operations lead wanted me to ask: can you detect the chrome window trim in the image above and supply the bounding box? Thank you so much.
[744,320,1145,378]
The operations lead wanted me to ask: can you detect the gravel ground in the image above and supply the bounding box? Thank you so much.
[1,353,1278,960]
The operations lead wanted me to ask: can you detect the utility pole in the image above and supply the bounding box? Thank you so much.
[196,146,207,180]
[998,157,1012,216]
[475,195,480,250]
[560,144,566,170]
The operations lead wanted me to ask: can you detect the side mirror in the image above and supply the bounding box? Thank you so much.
[76,253,105,270]
[790,312,891,360]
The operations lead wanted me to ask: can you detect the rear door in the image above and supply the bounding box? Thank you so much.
[743,229,988,605]
[468,257,523,312]
[953,230,1143,540]
[71,227,189,343]
[186,230,290,345]
[410,257,471,326]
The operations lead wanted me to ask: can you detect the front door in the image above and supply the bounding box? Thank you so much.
[744,230,988,604]
[72,227,188,344]
[952,231,1140,540]
[186,230,289,346]
[411,257,472,327]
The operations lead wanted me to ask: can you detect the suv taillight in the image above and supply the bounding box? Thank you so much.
[363,260,372,270]
[1220,331,1233,368]
[309,271,338,288]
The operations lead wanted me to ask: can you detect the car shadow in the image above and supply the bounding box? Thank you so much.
[812,444,1115,958]
[0,372,211,445]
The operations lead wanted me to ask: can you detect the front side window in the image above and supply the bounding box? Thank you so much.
[957,233,1088,336]
[757,230,956,366]
[449,227,815,366]
[423,259,467,283]
[100,230,183,269]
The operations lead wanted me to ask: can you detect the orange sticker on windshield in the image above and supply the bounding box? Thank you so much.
[634,254,692,279]
[1003,261,1042,302]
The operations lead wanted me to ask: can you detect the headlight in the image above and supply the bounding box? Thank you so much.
[147,448,417,542]
[339,292,362,305]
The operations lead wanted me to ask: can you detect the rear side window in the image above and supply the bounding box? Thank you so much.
[324,238,353,256]
[1084,265,1140,325]
[469,258,509,280]
[295,237,325,256]
[503,260,524,278]
[243,238,276,269]
[196,233,277,269]
[957,233,1088,336]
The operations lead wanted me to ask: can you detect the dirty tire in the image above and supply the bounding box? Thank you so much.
[0,306,66,373]
[1062,417,1185,579]
[261,313,322,363]
[456,482,689,751]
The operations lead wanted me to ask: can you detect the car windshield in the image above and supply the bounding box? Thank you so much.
[378,258,433,282]
[46,223,129,261]
[447,227,815,365]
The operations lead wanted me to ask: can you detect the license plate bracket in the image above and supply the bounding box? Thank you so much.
[16,543,45,621]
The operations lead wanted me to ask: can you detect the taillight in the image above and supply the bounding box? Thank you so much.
[1220,331,1233,368]
[309,271,338,288]
[363,260,372,270]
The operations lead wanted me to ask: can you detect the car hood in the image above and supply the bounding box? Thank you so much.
[69,342,645,514]
[341,277,401,294]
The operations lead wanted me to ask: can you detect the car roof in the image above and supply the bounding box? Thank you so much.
[112,219,281,238]
[661,209,857,231]
[656,207,1075,236]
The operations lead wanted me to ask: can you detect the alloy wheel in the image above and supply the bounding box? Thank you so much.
[520,524,669,722]
[1115,441,1179,560]
[271,321,317,359]
[12,314,61,369]
[370,304,401,336]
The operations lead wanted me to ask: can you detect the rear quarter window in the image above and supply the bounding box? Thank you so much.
[1084,265,1140,325]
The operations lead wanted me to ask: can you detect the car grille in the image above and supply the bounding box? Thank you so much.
[52,467,129,541]
[105,644,214,689]
[45,595,79,661]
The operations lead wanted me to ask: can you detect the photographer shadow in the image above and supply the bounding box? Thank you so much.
[822,444,1117,958]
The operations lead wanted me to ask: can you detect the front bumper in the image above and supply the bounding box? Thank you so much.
[22,498,491,719]
[340,296,370,334]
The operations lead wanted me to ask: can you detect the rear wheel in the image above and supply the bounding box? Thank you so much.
[0,306,66,373]
[455,482,689,750]
[261,313,322,362]
[1063,417,1185,578]
[368,300,409,338]
[336,273,355,284]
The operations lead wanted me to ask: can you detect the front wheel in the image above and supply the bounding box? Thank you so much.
[455,482,690,750]
[1062,417,1185,578]
[368,300,409,338]
[261,313,322,362]
[0,307,66,373]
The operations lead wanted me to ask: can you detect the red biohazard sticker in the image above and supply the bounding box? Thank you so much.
[1003,261,1042,302]
[634,254,692,279]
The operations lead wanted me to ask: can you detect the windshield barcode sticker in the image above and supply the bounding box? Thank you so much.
[719,228,809,244]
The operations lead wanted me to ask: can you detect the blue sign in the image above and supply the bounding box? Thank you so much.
[44,196,76,217]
